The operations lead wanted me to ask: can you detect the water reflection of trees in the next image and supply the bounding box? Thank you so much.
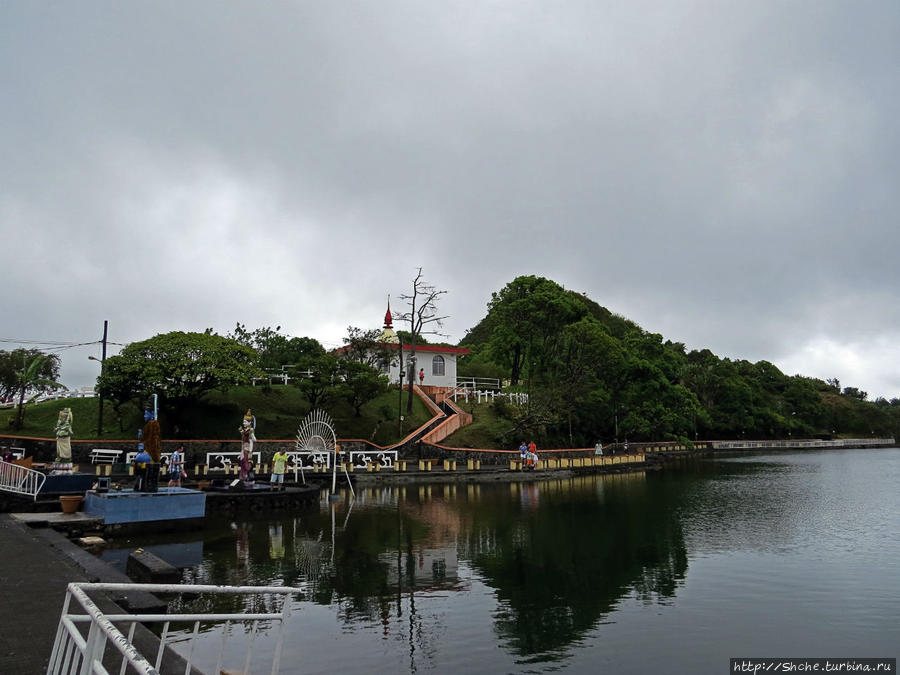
[461,475,688,658]
[178,474,689,660]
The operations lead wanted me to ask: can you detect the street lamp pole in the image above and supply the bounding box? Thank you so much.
[397,335,404,435]
[89,320,108,438]
[614,407,619,447]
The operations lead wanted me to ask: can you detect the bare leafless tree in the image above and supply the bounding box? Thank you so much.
[394,268,448,414]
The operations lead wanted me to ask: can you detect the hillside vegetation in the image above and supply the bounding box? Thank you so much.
[0,385,432,445]
[456,275,900,448]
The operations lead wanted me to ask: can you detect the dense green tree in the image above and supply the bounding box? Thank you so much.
[549,318,619,444]
[97,332,261,425]
[342,326,396,371]
[228,324,324,371]
[338,359,389,416]
[486,276,588,385]
[292,353,341,411]
[842,386,868,401]
[455,344,506,383]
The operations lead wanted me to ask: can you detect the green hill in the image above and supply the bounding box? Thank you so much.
[454,275,900,446]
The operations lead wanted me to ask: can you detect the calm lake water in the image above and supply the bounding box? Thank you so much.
[102,448,900,673]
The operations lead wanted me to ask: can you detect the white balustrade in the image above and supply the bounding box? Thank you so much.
[348,449,398,469]
[0,461,46,500]
[126,451,173,465]
[286,450,330,470]
[205,451,262,470]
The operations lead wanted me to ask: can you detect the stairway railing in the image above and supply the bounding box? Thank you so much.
[0,460,46,501]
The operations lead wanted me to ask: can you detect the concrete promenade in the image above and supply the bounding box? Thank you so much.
[0,514,193,674]
[0,514,93,673]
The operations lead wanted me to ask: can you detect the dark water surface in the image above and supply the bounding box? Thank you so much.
[103,448,900,673]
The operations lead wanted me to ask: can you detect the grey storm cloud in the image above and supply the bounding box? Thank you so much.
[1,1,898,399]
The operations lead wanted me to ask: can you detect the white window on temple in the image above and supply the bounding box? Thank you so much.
[432,355,445,377]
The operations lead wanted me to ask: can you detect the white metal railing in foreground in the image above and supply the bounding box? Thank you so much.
[48,582,303,675]
[0,460,46,500]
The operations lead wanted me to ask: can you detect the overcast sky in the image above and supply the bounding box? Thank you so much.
[2,1,899,400]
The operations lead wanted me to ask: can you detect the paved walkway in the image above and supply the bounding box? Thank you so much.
[0,515,194,674]
[0,514,91,673]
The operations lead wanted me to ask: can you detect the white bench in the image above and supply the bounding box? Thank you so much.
[90,449,122,464]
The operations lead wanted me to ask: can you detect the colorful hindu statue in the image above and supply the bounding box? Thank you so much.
[238,409,256,484]
[142,409,162,463]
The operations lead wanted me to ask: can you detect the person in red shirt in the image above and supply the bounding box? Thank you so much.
[526,440,538,468]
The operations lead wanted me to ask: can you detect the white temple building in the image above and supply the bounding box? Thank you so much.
[375,304,469,388]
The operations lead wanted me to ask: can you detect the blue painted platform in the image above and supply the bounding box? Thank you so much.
[40,473,96,495]
[84,487,206,524]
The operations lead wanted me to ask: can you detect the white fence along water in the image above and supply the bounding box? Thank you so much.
[48,582,303,675]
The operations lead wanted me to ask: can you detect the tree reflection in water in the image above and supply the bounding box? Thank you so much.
[169,473,689,664]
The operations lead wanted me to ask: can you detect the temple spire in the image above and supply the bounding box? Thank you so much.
[384,295,393,328]
[379,295,399,344]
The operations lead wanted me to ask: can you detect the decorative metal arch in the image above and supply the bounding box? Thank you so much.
[295,409,337,456]
[295,409,344,493]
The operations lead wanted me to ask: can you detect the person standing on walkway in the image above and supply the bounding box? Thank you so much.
[168,445,184,487]
[527,440,538,468]
[133,447,152,492]
[519,441,528,462]
[594,441,604,456]
[419,367,425,386]
[270,448,289,491]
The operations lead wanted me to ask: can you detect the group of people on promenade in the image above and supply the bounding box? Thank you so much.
[514,438,628,468]
[518,440,539,469]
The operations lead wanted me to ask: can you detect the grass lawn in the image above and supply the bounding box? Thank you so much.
[440,400,517,450]
[0,385,433,445]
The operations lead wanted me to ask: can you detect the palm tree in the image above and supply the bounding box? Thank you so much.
[13,354,64,430]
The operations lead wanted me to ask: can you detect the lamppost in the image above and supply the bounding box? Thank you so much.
[89,320,108,438]
[88,355,104,437]
[614,406,619,447]
[397,336,404,435]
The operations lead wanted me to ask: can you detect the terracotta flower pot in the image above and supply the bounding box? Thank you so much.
[59,495,83,514]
